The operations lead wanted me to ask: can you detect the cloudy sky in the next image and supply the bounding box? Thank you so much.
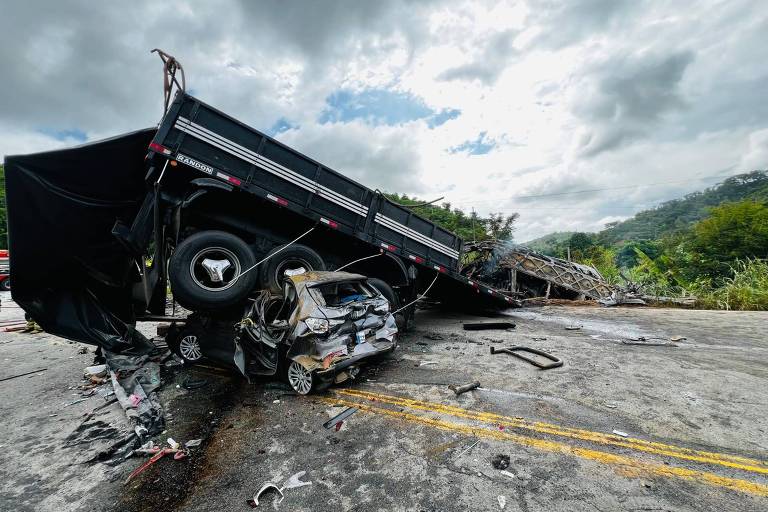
[2,0,767,241]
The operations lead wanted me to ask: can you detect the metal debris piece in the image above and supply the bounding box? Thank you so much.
[490,346,563,370]
[448,381,481,396]
[463,322,515,331]
[491,454,510,470]
[0,368,48,382]
[498,495,506,510]
[499,470,515,479]
[565,325,582,330]
[612,429,629,437]
[419,361,438,367]
[323,407,358,429]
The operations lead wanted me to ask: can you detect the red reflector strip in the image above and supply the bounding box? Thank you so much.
[408,254,424,264]
[148,142,171,155]
[228,176,241,186]
[320,218,339,229]
[380,243,397,252]
[267,194,289,206]
[433,265,446,273]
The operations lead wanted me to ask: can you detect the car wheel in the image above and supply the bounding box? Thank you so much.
[169,230,258,310]
[167,329,204,364]
[0,279,9,291]
[287,360,314,395]
[259,244,325,293]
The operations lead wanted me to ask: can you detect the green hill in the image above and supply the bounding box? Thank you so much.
[523,231,575,253]
[597,171,768,245]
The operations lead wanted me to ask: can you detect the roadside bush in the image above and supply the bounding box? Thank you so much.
[693,259,768,311]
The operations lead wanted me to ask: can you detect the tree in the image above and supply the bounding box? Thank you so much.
[486,212,519,241]
[687,200,768,278]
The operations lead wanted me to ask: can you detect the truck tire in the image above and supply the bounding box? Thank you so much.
[259,244,325,293]
[367,278,398,308]
[169,230,258,309]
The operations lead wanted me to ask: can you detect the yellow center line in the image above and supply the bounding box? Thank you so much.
[320,396,768,497]
[333,388,768,476]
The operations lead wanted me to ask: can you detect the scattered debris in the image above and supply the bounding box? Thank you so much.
[453,439,480,460]
[418,361,438,367]
[491,454,510,470]
[490,346,563,370]
[84,364,107,378]
[282,471,312,490]
[249,483,284,507]
[498,495,506,510]
[463,322,515,331]
[167,437,180,450]
[125,446,185,483]
[323,407,358,429]
[621,339,678,347]
[565,325,582,330]
[605,403,618,409]
[249,471,311,508]
[448,380,481,396]
[612,429,629,438]
[670,336,687,342]
[64,398,89,407]
[185,439,203,448]
[499,470,515,479]
[531,337,547,341]
[0,368,47,382]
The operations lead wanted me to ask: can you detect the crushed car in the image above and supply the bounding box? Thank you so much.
[166,271,398,394]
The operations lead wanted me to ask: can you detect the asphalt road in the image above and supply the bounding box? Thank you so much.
[1,293,766,511]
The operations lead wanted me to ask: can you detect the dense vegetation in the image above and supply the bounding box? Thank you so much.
[384,193,519,242]
[536,171,768,310]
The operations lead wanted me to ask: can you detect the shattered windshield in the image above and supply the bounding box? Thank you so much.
[308,280,377,307]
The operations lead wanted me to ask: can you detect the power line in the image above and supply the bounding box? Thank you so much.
[448,172,735,207]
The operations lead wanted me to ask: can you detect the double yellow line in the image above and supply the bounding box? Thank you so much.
[324,388,768,497]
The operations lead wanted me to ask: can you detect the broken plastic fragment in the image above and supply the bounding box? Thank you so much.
[185,439,203,448]
[282,471,312,490]
[612,429,629,437]
[253,483,284,506]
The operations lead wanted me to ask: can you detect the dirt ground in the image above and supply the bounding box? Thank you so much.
[1,291,766,511]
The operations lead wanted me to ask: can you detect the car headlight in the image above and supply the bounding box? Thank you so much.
[305,317,329,334]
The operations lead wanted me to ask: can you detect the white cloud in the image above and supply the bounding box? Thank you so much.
[1,0,767,243]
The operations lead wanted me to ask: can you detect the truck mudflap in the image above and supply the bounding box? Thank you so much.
[4,128,156,350]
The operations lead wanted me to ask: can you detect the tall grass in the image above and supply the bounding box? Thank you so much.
[694,259,768,311]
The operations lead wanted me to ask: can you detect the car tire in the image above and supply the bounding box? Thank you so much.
[169,230,258,310]
[259,244,325,293]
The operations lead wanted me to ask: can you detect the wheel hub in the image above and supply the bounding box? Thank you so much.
[178,335,202,361]
[287,361,313,395]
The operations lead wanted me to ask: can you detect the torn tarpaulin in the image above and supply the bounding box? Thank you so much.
[106,344,169,438]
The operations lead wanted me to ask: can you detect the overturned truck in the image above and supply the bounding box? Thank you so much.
[4,70,517,393]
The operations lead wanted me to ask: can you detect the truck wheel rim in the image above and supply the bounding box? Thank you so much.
[189,247,241,292]
[274,258,312,283]
[179,335,202,361]
[287,361,313,395]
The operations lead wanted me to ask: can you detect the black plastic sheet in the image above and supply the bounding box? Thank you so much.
[5,129,155,350]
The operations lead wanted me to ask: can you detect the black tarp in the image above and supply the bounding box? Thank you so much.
[5,129,156,350]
